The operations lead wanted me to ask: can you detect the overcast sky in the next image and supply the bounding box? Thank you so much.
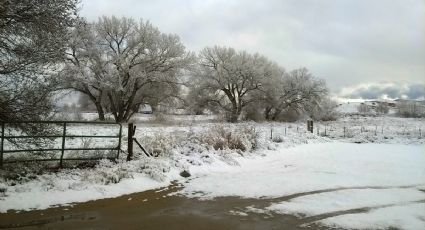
[80,0,425,99]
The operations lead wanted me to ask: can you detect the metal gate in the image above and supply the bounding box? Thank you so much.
[0,121,122,168]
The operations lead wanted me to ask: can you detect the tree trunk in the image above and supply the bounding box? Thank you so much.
[271,109,282,121]
[228,101,239,122]
[107,93,120,122]
[82,88,105,121]
[94,101,105,121]
[228,104,243,123]
[222,88,240,122]
[228,112,239,122]
[264,107,272,120]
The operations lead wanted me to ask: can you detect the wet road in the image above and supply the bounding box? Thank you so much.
[0,184,327,230]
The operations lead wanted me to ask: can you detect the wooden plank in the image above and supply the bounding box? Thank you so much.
[133,138,151,157]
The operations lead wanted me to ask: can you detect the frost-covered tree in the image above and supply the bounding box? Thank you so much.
[185,84,212,115]
[0,0,78,122]
[61,16,193,122]
[191,46,278,122]
[396,101,424,118]
[262,68,328,121]
[357,103,372,114]
[60,19,108,120]
[375,102,389,115]
[307,97,339,121]
[0,0,77,75]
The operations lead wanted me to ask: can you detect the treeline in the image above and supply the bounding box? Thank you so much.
[1,0,336,123]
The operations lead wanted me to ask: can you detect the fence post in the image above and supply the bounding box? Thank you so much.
[127,123,134,161]
[0,122,4,169]
[343,126,346,138]
[59,122,67,168]
[311,121,314,133]
[270,128,273,140]
[307,120,313,133]
[419,128,421,138]
[117,124,122,159]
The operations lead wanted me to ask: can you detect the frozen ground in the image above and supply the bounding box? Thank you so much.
[0,115,424,229]
[178,143,424,229]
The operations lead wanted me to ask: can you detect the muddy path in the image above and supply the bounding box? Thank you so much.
[2,183,422,230]
[0,183,331,230]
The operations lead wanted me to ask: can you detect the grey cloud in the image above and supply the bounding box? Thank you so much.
[406,84,425,100]
[340,82,425,100]
[79,0,425,92]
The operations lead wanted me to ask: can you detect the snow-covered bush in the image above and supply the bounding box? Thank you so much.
[197,125,258,152]
[141,131,179,157]
[309,98,339,121]
[357,103,373,115]
[396,101,425,118]
[272,136,284,143]
[132,158,171,182]
[0,162,47,184]
[375,102,389,115]
[81,159,133,185]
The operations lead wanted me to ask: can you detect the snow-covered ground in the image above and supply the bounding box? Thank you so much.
[180,143,424,198]
[0,164,179,212]
[178,143,425,229]
[0,115,424,229]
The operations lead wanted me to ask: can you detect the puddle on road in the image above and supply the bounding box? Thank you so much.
[0,184,327,230]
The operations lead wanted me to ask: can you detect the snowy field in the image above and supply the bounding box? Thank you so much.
[0,114,424,229]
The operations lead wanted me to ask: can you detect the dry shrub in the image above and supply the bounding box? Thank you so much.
[81,159,133,185]
[141,132,178,157]
[198,125,258,152]
[272,136,284,143]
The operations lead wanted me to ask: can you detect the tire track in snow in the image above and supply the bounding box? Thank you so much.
[299,199,425,227]
[214,184,425,227]
[255,184,425,205]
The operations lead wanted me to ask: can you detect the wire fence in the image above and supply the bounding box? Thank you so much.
[267,122,423,140]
